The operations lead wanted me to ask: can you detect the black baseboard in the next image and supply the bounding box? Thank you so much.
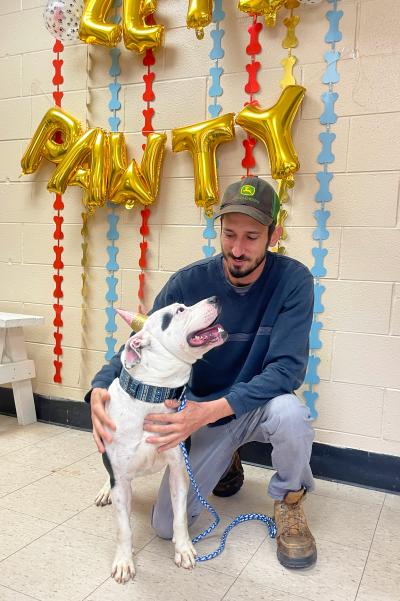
[1,387,399,494]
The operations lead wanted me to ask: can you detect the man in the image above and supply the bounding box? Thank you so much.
[88,176,317,569]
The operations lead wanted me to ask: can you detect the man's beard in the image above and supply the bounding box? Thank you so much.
[222,249,267,281]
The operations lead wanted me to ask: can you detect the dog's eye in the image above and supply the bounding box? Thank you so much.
[176,307,185,313]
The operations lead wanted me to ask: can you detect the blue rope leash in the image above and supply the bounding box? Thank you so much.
[178,392,276,562]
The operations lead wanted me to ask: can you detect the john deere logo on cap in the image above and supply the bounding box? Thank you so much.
[240,184,255,196]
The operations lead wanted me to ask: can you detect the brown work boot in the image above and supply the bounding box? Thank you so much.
[274,488,317,569]
[213,450,244,497]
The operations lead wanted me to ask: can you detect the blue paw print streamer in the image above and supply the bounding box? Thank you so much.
[178,392,276,561]
[303,0,343,419]
[202,0,225,258]
[104,0,122,360]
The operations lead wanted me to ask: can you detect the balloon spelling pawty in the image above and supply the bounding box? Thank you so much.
[172,113,236,217]
[238,0,286,27]
[235,85,306,188]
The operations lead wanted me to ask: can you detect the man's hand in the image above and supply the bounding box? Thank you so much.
[90,387,116,453]
[143,397,233,452]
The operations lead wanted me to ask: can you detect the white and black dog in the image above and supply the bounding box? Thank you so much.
[96,297,227,583]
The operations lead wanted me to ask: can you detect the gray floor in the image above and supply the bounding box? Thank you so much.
[0,414,399,601]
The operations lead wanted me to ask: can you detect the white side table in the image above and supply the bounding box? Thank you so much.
[0,312,44,425]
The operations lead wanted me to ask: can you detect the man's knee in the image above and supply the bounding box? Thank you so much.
[151,505,173,540]
[263,394,313,436]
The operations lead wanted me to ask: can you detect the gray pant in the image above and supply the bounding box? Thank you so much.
[151,393,315,539]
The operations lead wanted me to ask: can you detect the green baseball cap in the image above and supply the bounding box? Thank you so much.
[214,176,280,226]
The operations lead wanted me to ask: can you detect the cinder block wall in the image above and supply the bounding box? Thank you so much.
[0,0,399,457]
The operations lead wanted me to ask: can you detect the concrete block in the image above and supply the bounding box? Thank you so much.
[314,381,384,437]
[0,1,21,16]
[285,226,341,279]
[0,141,25,181]
[163,26,217,80]
[159,225,204,271]
[348,113,400,172]
[0,223,22,262]
[390,283,400,336]
[295,118,349,174]
[0,55,21,99]
[303,54,400,120]
[323,280,392,334]
[0,263,24,301]
[120,268,171,313]
[0,7,52,57]
[22,44,88,96]
[340,228,400,282]
[332,332,400,389]
[0,97,31,139]
[124,76,207,132]
[359,0,400,57]
[383,389,400,442]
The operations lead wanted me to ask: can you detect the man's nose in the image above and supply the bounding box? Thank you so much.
[232,241,244,257]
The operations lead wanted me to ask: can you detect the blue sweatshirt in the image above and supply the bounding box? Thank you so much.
[89,251,314,422]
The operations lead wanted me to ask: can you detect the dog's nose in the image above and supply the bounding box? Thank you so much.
[207,296,220,311]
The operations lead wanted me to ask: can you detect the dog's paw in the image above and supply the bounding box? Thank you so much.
[94,483,112,506]
[111,556,136,584]
[174,540,197,569]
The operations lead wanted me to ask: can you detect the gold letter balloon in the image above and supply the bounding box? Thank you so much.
[21,107,83,174]
[236,85,306,187]
[47,127,110,213]
[123,0,164,53]
[172,113,235,216]
[79,0,122,46]
[108,131,167,208]
[238,0,286,27]
[186,0,213,40]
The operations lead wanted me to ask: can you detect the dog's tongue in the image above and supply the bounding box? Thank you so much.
[188,324,226,347]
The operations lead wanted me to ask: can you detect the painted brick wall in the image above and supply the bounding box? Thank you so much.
[0,0,399,457]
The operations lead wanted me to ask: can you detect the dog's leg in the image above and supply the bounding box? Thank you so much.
[167,451,197,569]
[94,478,112,506]
[110,477,136,583]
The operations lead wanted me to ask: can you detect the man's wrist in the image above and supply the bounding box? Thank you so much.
[205,397,234,424]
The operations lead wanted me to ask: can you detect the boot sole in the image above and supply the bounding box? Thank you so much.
[277,548,317,570]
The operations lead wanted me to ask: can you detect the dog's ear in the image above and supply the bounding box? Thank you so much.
[124,330,150,368]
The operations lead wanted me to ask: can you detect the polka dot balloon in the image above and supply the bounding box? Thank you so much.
[43,0,84,42]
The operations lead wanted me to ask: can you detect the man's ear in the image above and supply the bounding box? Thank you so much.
[269,225,283,248]
[124,330,150,368]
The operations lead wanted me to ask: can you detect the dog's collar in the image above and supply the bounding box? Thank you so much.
[119,368,184,404]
